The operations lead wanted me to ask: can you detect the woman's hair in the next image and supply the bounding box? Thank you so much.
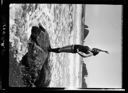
[91,48,99,56]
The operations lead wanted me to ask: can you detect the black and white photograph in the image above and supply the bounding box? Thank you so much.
[9,4,123,90]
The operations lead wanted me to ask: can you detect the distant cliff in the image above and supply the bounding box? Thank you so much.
[82,61,88,88]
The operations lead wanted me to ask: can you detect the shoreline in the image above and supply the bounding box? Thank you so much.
[68,4,83,88]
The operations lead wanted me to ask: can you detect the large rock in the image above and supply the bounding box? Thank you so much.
[19,25,51,87]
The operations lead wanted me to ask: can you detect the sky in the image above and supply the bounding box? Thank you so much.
[84,5,122,88]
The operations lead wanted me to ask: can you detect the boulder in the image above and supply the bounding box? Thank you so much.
[19,25,51,87]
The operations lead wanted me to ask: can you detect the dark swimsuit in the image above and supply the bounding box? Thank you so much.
[73,45,90,54]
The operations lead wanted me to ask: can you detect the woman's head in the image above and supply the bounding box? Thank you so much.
[91,48,99,56]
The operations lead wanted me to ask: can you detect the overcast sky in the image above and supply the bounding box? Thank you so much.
[84,5,122,88]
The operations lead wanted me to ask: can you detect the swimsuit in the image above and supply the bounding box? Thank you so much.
[73,45,90,54]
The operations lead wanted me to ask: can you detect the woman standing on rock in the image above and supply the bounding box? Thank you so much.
[48,45,109,58]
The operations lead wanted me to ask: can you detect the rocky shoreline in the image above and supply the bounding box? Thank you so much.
[9,4,88,88]
[9,25,51,87]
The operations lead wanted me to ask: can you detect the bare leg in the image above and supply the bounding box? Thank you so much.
[48,48,60,53]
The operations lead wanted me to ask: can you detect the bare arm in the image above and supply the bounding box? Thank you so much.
[93,48,109,54]
[77,49,93,58]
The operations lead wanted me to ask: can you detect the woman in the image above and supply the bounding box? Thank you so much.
[48,45,109,58]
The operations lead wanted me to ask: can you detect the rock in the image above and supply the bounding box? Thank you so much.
[82,62,88,88]
[82,27,89,42]
[82,62,88,77]
[34,56,51,87]
[20,25,51,87]
[9,48,26,87]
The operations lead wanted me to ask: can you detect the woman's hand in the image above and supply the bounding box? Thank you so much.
[92,48,109,54]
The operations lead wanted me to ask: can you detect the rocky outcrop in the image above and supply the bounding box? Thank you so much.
[9,24,51,87]
[20,25,51,87]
